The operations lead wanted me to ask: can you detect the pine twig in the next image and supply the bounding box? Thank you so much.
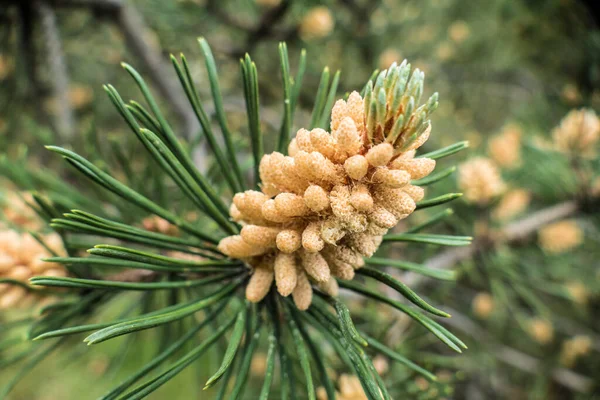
[212,0,296,58]
[404,200,579,287]
[37,0,75,139]
[206,0,254,31]
[115,5,199,139]
[17,3,38,100]
[55,0,200,141]
[245,0,293,48]
[440,305,594,394]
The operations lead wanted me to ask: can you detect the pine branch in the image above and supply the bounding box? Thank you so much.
[206,0,254,31]
[210,0,296,58]
[245,0,292,46]
[55,0,201,140]
[17,3,38,101]
[115,5,199,140]
[440,305,594,393]
[501,200,578,242]
[36,0,75,139]
[404,200,580,287]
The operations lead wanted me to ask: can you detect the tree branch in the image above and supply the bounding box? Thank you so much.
[404,200,579,287]
[36,0,75,140]
[55,0,200,140]
[115,5,199,139]
[441,305,594,393]
[211,0,296,58]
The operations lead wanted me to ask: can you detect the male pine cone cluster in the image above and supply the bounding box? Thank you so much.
[219,62,438,309]
[0,230,66,309]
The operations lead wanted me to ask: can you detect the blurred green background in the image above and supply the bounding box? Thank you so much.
[1,0,599,399]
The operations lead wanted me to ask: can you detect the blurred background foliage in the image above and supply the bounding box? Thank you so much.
[1,0,599,399]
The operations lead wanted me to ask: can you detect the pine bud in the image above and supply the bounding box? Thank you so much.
[403,185,425,202]
[233,190,269,222]
[369,206,398,229]
[288,138,299,156]
[373,355,389,375]
[488,124,522,168]
[560,335,592,367]
[492,189,530,221]
[317,277,339,297]
[552,108,599,157]
[275,193,309,217]
[217,235,269,258]
[0,287,26,309]
[349,184,374,212]
[344,155,369,180]
[347,233,379,257]
[325,245,362,266]
[472,292,494,319]
[310,128,337,160]
[457,157,505,205]
[295,128,314,152]
[330,185,367,231]
[304,185,330,212]
[449,20,471,43]
[274,252,297,296]
[301,251,330,282]
[365,143,394,167]
[142,215,179,236]
[261,199,290,223]
[240,225,280,247]
[292,271,313,310]
[276,230,302,253]
[365,223,388,236]
[1,192,42,231]
[390,157,436,180]
[527,318,554,344]
[333,117,362,157]
[328,258,355,280]
[229,203,242,221]
[373,187,416,218]
[565,281,588,304]
[0,230,67,309]
[302,222,325,252]
[299,7,335,40]
[320,217,346,244]
[246,265,274,303]
[372,168,411,188]
[538,220,583,254]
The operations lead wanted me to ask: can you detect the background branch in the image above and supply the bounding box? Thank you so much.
[37,0,74,140]
[404,200,580,287]
[114,4,199,139]
[56,0,200,140]
[441,305,594,393]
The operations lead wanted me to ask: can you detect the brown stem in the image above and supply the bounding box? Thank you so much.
[210,0,295,58]
[404,200,579,287]
[441,305,594,393]
[115,5,199,140]
[55,0,200,140]
[36,0,75,140]
[206,0,254,31]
